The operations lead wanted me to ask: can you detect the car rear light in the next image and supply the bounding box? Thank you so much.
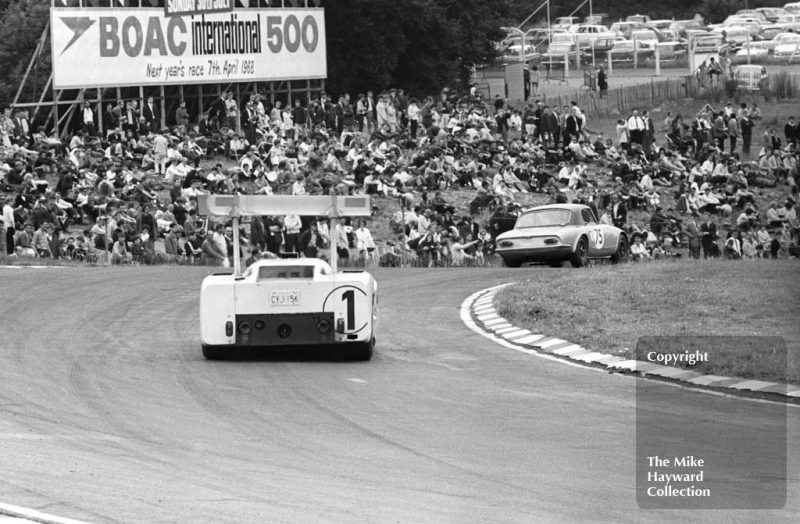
[317,319,332,334]
[499,240,514,247]
[277,324,292,339]
[238,322,252,335]
[544,238,558,245]
[255,321,265,331]
[225,321,233,337]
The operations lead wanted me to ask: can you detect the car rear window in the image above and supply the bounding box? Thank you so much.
[517,209,572,228]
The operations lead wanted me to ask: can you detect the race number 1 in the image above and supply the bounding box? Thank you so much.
[324,286,369,334]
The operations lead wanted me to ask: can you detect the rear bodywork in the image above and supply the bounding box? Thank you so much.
[200,259,377,354]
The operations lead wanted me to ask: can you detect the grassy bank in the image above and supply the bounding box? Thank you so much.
[493,260,800,385]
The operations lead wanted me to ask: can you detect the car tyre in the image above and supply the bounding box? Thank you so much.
[611,235,629,264]
[202,344,227,360]
[570,236,589,268]
[349,337,374,361]
[503,258,523,268]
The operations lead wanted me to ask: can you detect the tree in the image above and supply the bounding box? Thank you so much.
[0,0,50,109]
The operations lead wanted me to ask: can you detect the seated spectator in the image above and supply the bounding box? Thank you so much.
[630,236,652,261]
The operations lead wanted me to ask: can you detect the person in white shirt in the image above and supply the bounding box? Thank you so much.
[291,175,307,196]
[165,157,188,184]
[630,236,651,260]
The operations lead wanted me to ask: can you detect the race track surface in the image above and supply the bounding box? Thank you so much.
[0,267,797,524]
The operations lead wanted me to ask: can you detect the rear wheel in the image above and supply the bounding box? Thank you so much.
[503,258,523,268]
[349,337,374,361]
[202,344,227,360]
[611,235,629,264]
[570,237,589,268]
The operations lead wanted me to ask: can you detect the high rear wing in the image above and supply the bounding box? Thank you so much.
[197,195,372,218]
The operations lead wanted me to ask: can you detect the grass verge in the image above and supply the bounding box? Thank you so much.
[493,260,800,385]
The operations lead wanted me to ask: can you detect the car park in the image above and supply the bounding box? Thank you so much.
[197,194,377,361]
[649,19,675,31]
[735,41,770,58]
[500,44,541,63]
[759,25,787,41]
[735,9,769,23]
[495,204,629,268]
[584,13,611,27]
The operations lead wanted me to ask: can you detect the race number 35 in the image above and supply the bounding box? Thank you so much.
[266,15,319,53]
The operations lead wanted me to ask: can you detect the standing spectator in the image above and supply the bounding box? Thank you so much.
[740,110,754,157]
[700,212,717,258]
[642,110,655,159]
[616,119,629,152]
[531,65,541,98]
[785,116,798,147]
[627,110,644,147]
[2,196,16,254]
[142,96,159,132]
[407,98,421,140]
[292,99,308,138]
[175,100,190,132]
[493,95,505,116]
[727,114,740,156]
[684,217,701,258]
[224,92,239,131]
[611,196,627,228]
[283,214,302,253]
[153,129,169,175]
[164,223,182,258]
[597,65,607,98]
[81,101,96,135]
[713,112,727,151]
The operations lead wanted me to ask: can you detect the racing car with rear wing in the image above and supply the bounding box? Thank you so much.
[198,195,377,360]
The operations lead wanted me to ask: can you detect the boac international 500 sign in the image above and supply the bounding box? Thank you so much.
[51,7,326,89]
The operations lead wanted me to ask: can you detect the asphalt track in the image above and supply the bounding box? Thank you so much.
[0,267,797,524]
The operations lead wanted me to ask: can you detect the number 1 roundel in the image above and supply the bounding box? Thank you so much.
[323,285,369,334]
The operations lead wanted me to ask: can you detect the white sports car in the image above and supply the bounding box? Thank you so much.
[200,258,378,360]
[495,204,630,267]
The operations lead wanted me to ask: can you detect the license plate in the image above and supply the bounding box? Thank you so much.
[270,290,300,306]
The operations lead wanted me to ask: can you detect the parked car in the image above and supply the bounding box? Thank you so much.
[500,44,541,63]
[786,2,800,15]
[735,41,770,58]
[649,19,675,31]
[609,21,647,39]
[710,16,768,37]
[761,32,800,51]
[734,64,767,90]
[670,19,707,39]
[773,34,800,56]
[542,43,578,65]
[756,7,788,22]
[718,26,753,48]
[553,16,580,30]
[735,9,769,23]
[630,29,663,49]
[574,24,618,47]
[626,14,652,24]
[549,32,577,46]
[655,41,688,60]
[584,13,611,27]
[495,204,629,268]
[758,25,788,41]
[771,13,800,31]
[580,36,625,64]
[608,40,654,61]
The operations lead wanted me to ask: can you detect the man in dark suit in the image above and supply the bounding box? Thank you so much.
[249,215,267,253]
[13,110,30,141]
[611,196,627,229]
[142,96,159,132]
[785,116,798,146]
[700,212,717,259]
[208,93,227,131]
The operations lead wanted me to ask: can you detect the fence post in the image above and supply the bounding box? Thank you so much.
[655,45,660,76]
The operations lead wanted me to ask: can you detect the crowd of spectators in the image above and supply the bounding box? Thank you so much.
[0,81,798,267]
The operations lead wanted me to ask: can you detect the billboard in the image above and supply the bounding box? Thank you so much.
[50,8,327,89]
